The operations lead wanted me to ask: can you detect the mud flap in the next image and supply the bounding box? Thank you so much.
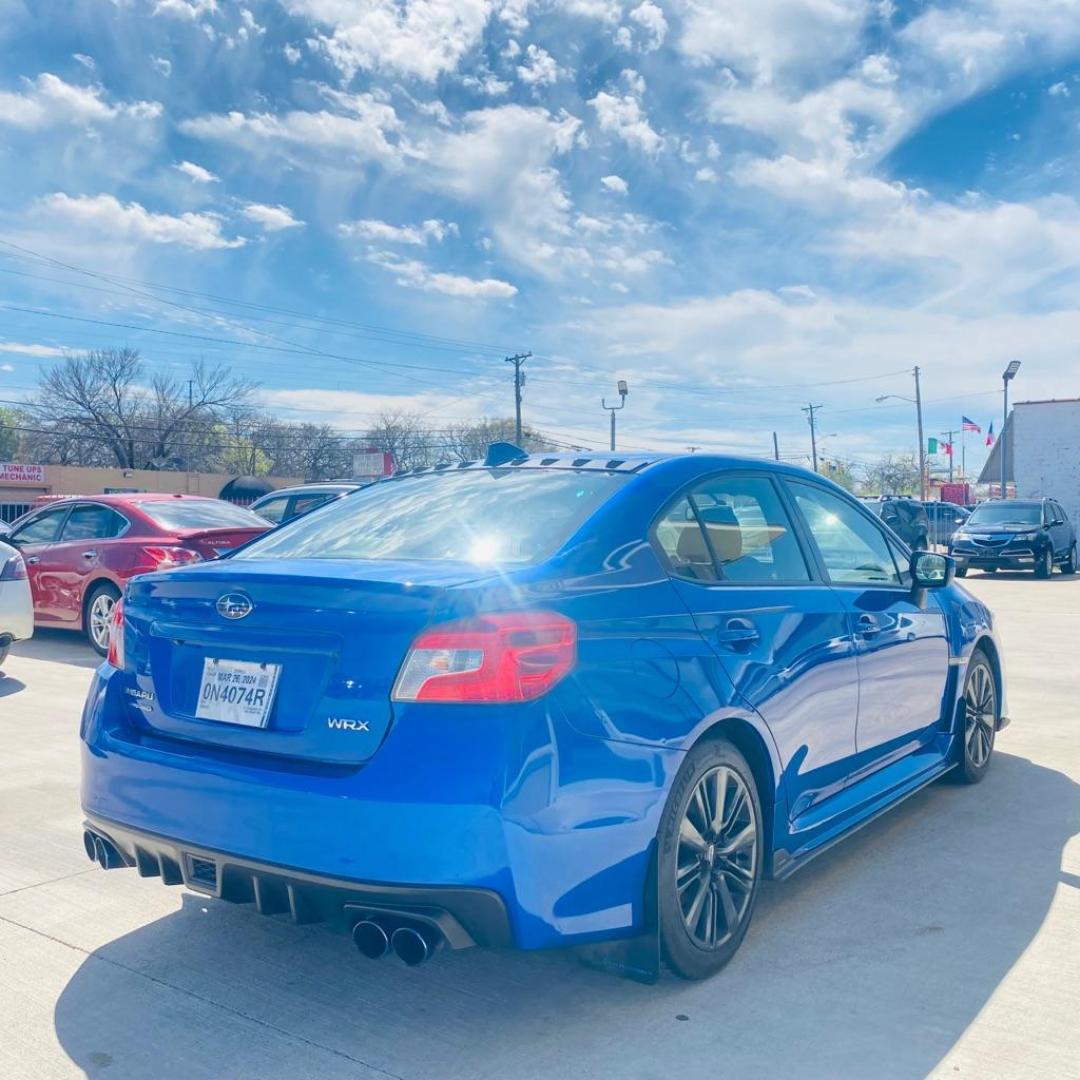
[575,846,660,984]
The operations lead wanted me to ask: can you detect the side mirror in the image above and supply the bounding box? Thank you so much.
[911,550,954,589]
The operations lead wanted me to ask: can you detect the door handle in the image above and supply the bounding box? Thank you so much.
[26,556,40,565]
[856,614,881,636]
[715,618,760,649]
[81,550,98,560]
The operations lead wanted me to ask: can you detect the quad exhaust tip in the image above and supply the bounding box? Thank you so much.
[352,917,442,966]
[352,919,392,960]
[83,829,125,870]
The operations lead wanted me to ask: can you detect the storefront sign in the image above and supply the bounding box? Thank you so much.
[351,449,395,479]
[0,463,46,484]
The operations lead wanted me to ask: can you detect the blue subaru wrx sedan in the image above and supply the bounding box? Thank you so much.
[80,452,1007,980]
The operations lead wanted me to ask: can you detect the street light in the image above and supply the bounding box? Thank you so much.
[1001,361,1021,498]
[875,366,926,500]
[602,379,629,452]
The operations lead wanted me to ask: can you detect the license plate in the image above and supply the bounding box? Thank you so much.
[195,658,281,728]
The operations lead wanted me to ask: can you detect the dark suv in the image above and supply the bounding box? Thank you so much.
[949,498,1077,577]
[863,497,929,550]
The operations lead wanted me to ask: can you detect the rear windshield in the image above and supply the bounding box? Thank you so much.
[967,503,1042,526]
[233,469,631,565]
[139,499,268,531]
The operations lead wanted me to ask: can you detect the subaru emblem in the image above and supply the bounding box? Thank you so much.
[216,593,253,620]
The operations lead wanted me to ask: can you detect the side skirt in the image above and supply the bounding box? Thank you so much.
[770,756,957,881]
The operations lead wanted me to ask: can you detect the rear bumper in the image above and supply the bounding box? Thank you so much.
[83,814,511,948]
[81,664,682,951]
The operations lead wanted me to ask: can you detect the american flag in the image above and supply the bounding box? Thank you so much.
[962,416,981,432]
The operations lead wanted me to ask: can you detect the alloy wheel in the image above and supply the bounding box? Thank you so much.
[676,765,758,949]
[964,662,996,769]
[89,592,116,652]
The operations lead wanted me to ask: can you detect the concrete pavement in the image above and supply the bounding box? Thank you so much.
[0,574,1077,1079]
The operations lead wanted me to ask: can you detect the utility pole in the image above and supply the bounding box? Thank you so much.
[802,403,823,472]
[504,352,530,444]
[914,366,926,501]
[940,428,957,484]
[188,379,194,409]
[772,431,780,461]
[602,380,629,452]
[1001,361,1021,498]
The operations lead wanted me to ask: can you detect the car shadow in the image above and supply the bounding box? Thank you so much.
[53,752,1078,1079]
[12,629,101,670]
[0,673,25,696]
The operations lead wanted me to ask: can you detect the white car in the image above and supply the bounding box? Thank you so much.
[0,539,33,668]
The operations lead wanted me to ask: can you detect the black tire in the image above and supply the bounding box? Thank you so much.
[955,567,968,578]
[955,652,998,784]
[983,566,998,575]
[1062,545,1077,575]
[1035,546,1053,579]
[657,738,764,980]
[84,582,121,656]
[0,642,8,670]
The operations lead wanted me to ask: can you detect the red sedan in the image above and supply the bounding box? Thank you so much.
[3,494,270,654]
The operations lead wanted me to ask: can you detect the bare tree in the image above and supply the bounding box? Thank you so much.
[362,411,434,471]
[440,418,554,462]
[861,454,920,496]
[32,349,255,470]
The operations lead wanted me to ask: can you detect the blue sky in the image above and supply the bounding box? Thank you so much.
[2,0,1080,475]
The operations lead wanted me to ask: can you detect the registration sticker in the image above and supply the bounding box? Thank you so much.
[195,658,281,728]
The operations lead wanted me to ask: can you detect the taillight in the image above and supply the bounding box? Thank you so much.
[140,545,202,570]
[0,552,27,580]
[392,611,577,704]
[106,598,124,669]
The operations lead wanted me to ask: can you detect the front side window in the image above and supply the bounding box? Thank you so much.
[10,506,68,545]
[60,504,127,542]
[235,469,630,565]
[789,482,902,585]
[251,496,289,524]
[290,493,335,517]
[654,475,809,584]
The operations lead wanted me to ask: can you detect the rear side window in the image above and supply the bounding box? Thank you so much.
[235,469,630,565]
[252,496,289,524]
[290,493,335,517]
[655,475,809,584]
[61,504,127,541]
[140,500,267,531]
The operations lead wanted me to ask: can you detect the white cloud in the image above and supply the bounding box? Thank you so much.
[0,363,13,371]
[180,91,409,166]
[365,251,518,297]
[242,202,304,231]
[589,70,662,154]
[151,56,173,76]
[517,44,561,85]
[628,1,667,50]
[175,160,219,183]
[559,0,623,24]
[0,73,161,130]
[40,193,246,250]
[0,341,69,358]
[461,72,512,95]
[676,0,870,86]
[601,174,629,193]
[340,218,456,244]
[153,0,218,18]
[283,43,302,64]
[695,166,718,182]
[285,0,494,81]
[72,53,95,70]
[1048,80,1069,97]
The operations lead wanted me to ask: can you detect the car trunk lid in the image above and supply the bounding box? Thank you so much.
[121,558,489,765]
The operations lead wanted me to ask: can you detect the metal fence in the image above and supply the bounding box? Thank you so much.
[0,502,32,524]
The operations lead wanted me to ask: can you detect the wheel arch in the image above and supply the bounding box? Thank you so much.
[971,634,1003,713]
[80,575,122,630]
[692,715,780,875]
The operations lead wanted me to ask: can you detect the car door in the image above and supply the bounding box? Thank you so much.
[784,480,950,776]
[47,502,129,623]
[5,505,72,622]
[1048,501,1071,558]
[653,472,861,826]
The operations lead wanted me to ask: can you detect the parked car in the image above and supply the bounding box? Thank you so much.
[949,497,1077,578]
[924,501,969,546]
[81,453,1005,982]
[3,494,270,654]
[249,482,363,525]
[863,496,929,549]
[0,539,33,668]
